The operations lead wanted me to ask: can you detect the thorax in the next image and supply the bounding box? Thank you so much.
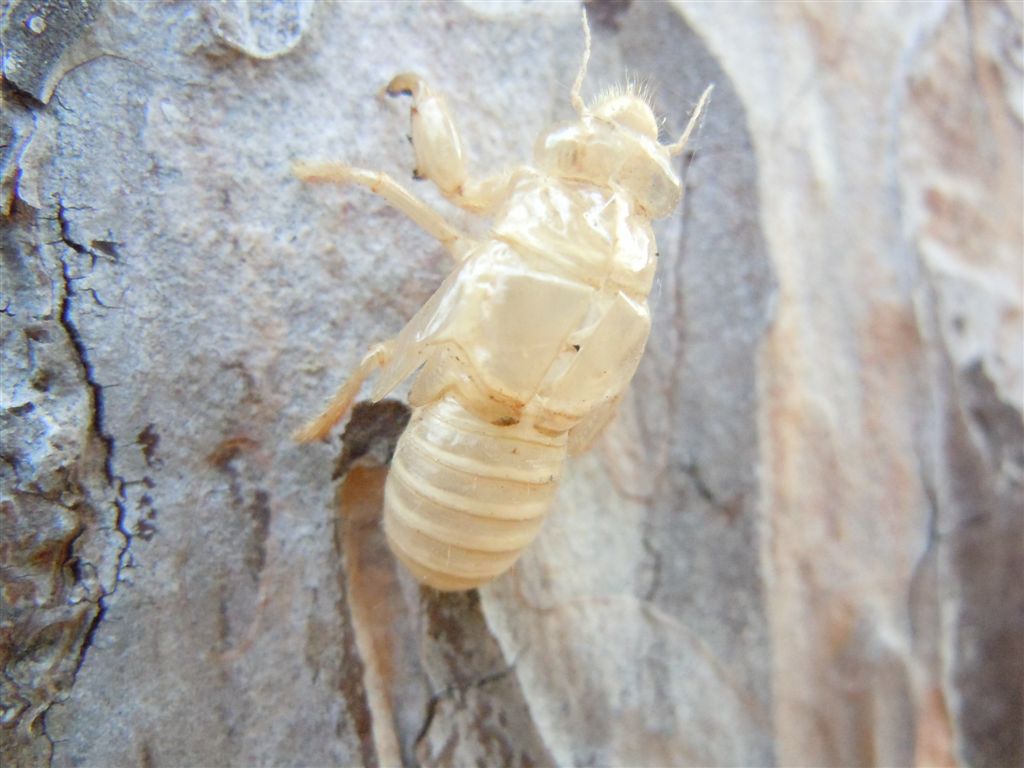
[491,171,656,299]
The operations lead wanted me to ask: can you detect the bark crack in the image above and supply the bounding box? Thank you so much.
[56,194,132,586]
[412,663,517,757]
[641,524,664,601]
[680,460,719,506]
[33,198,135,764]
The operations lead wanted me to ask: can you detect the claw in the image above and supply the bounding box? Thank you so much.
[385,73,424,99]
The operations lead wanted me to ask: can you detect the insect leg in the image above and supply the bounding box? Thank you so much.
[385,75,520,215]
[384,74,466,197]
[294,342,393,443]
[293,161,471,260]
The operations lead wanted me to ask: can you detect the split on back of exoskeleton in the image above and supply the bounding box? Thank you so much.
[293,10,711,590]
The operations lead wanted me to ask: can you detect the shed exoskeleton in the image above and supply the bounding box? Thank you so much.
[296,13,711,591]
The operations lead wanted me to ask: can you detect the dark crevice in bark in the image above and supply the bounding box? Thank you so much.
[32,198,134,765]
[412,664,518,758]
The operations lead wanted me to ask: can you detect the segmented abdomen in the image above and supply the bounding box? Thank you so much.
[383,396,567,591]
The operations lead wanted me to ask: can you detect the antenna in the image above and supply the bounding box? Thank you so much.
[667,84,714,156]
[570,9,592,117]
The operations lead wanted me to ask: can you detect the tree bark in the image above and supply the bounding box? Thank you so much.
[2,1,1020,766]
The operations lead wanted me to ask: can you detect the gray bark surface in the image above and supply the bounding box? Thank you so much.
[1,1,1020,766]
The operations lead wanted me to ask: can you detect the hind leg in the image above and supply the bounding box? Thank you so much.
[294,342,393,443]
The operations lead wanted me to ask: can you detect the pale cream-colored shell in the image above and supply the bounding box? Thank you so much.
[295,14,710,591]
[383,397,566,591]
[371,171,664,590]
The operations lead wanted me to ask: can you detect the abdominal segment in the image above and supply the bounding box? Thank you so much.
[383,396,567,591]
